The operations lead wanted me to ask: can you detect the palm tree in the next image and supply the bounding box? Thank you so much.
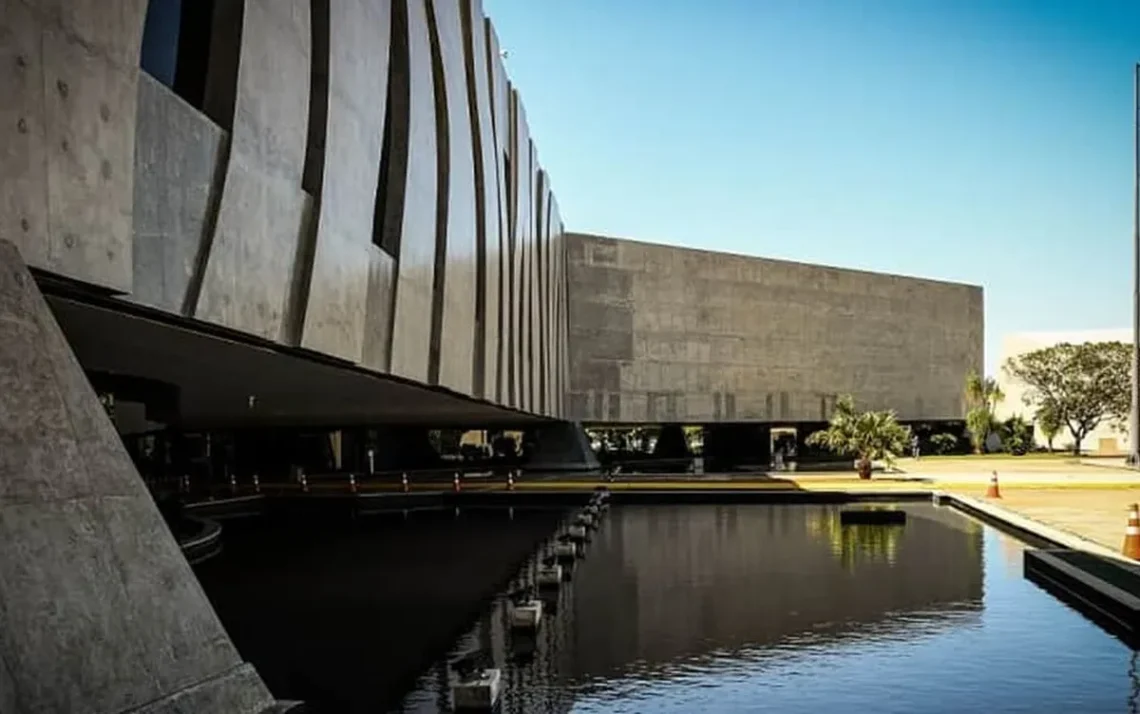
[964,370,1004,453]
[806,395,912,479]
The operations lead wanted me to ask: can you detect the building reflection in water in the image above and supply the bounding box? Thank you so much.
[397,504,984,713]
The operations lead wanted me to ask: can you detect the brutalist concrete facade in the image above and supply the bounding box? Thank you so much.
[567,233,983,424]
[1,0,568,420]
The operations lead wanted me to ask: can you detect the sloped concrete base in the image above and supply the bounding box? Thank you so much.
[0,241,278,713]
[524,421,601,473]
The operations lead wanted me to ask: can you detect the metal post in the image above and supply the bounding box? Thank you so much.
[1131,63,1140,467]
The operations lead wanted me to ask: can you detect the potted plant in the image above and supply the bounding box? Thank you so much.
[806,395,912,479]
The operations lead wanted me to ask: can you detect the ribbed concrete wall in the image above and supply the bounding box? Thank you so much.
[0,0,569,419]
[567,233,983,424]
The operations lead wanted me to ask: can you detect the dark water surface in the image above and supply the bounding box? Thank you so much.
[197,504,1140,713]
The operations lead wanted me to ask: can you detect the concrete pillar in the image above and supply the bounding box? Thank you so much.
[651,424,692,473]
[703,424,771,472]
[372,426,445,472]
[651,424,691,459]
[0,241,279,713]
[522,421,601,473]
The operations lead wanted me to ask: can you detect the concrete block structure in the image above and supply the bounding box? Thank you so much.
[995,329,1131,455]
[567,233,983,426]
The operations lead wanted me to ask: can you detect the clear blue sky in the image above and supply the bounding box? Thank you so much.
[483,0,1138,374]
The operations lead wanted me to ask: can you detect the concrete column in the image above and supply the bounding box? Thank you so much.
[0,241,279,713]
[372,426,445,472]
[651,424,691,459]
[703,424,771,473]
[522,421,601,473]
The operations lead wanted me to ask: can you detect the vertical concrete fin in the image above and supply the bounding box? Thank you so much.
[194,0,313,343]
[534,168,547,416]
[484,20,510,405]
[0,240,273,714]
[462,0,499,401]
[387,0,439,383]
[283,0,331,347]
[425,0,450,386]
[299,0,394,365]
[426,0,478,395]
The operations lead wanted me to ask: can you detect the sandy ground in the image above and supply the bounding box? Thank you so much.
[940,486,1140,551]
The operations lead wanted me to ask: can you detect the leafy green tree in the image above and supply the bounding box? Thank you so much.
[1000,415,1034,456]
[964,370,1004,453]
[1035,401,1063,453]
[806,395,912,479]
[1003,341,1130,455]
[930,433,959,455]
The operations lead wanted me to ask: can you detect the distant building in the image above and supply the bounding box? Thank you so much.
[995,329,1131,455]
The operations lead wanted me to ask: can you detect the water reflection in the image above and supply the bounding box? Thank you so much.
[399,505,1010,713]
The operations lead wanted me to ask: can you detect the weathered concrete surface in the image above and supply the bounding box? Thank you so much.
[567,233,984,424]
[195,0,312,342]
[301,0,392,364]
[2,0,570,421]
[485,20,512,405]
[0,240,274,713]
[0,0,146,293]
[388,0,440,384]
[131,73,227,314]
[429,0,478,395]
[463,0,502,401]
[508,93,533,411]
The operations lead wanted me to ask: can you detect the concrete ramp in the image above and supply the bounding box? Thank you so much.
[0,241,277,713]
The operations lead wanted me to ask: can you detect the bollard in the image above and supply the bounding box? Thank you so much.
[300,471,309,493]
[229,472,237,494]
[367,448,375,475]
[253,473,261,494]
[401,472,409,493]
[453,472,461,493]
[507,471,515,491]
[349,473,357,494]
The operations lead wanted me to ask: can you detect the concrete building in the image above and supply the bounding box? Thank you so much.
[0,0,984,711]
[567,232,982,430]
[995,329,1131,455]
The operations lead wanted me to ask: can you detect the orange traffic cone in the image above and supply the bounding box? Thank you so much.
[401,472,409,493]
[1123,504,1140,560]
[453,472,461,493]
[507,471,515,491]
[985,471,1001,499]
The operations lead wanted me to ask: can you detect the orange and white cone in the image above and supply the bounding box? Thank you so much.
[1123,504,1140,560]
[985,471,1001,499]
[453,472,461,493]
[401,473,409,493]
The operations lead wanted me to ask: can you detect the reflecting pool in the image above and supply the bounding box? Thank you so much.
[396,504,1140,714]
